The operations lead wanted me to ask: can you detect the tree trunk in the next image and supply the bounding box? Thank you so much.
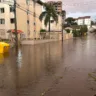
[49,18,51,32]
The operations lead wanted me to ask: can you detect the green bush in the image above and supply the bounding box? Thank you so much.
[72,25,88,37]
[0,39,10,43]
[65,29,70,33]
[80,25,88,36]
[40,29,46,32]
[72,29,81,37]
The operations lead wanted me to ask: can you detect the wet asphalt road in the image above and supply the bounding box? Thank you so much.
[0,34,96,96]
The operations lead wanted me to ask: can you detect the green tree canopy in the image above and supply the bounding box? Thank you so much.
[65,17,77,25]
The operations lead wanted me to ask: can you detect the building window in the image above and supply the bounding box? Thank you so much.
[10,7,14,12]
[0,19,5,24]
[27,20,29,24]
[0,8,5,13]
[10,18,15,23]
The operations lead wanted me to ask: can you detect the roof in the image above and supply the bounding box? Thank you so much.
[78,16,91,19]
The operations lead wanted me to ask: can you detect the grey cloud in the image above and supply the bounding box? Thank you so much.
[63,0,96,13]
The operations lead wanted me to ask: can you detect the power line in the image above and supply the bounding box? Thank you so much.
[62,0,96,7]
[16,3,40,18]
[0,1,40,18]
[16,5,39,18]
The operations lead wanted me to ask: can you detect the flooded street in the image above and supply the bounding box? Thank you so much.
[0,35,96,96]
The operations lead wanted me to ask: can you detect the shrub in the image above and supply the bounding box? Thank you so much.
[65,29,70,33]
[80,25,88,36]
[40,29,46,32]
[72,29,81,37]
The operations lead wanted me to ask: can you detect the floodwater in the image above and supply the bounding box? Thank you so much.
[0,34,96,96]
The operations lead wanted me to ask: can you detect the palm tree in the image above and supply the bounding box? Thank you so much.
[39,3,58,32]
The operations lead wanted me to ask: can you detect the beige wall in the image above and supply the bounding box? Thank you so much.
[16,0,28,38]
[0,0,42,39]
[16,0,42,39]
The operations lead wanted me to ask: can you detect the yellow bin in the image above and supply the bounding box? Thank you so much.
[0,42,10,53]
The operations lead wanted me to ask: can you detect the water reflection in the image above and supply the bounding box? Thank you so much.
[18,42,64,87]
[17,50,22,69]
[0,53,9,64]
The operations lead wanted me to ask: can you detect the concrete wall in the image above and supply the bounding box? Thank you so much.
[40,32,73,40]
[21,32,73,45]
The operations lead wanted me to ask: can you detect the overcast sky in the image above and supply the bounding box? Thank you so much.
[45,0,96,20]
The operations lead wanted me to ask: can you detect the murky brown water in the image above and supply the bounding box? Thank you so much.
[0,35,96,96]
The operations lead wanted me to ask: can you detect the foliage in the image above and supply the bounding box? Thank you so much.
[80,25,88,32]
[91,20,96,25]
[72,25,88,37]
[0,39,10,43]
[65,17,77,25]
[40,29,46,32]
[80,25,88,36]
[65,29,70,33]
[72,29,81,37]
[39,3,58,32]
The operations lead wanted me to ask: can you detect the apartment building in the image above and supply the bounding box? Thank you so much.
[0,0,42,39]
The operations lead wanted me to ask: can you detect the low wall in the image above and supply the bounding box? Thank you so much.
[63,33,73,40]
[21,39,59,45]
[21,32,73,45]
[40,32,73,40]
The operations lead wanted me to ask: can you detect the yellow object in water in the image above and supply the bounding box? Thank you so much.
[0,42,10,53]
[0,54,4,64]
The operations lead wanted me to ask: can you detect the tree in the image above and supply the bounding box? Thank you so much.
[80,25,88,36]
[39,3,58,32]
[65,17,77,25]
[91,21,95,25]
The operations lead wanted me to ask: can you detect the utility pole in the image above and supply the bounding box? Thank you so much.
[33,0,37,40]
[62,14,64,42]
[62,17,64,42]
[62,10,66,42]
[33,0,36,39]
[14,0,18,49]
[27,1,30,39]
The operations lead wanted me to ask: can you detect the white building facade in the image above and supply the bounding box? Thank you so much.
[76,16,91,29]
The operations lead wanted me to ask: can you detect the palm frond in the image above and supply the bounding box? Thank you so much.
[39,11,47,21]
[44,14,50,27]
